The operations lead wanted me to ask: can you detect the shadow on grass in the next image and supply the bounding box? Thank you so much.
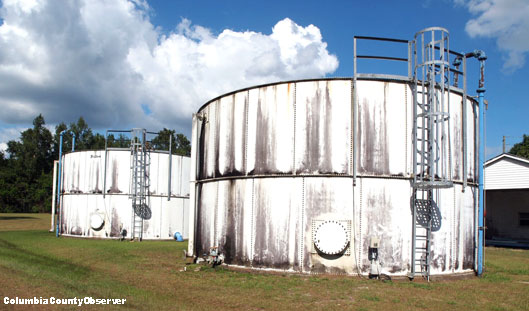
[0,237,90,280]
[0,216,38,220]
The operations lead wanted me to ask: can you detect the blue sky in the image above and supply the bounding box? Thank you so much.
[0,0,527,158]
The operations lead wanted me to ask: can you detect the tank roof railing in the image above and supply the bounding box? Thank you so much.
[104,128,166,152]
[353,32,468,90]
[353,35,413,81]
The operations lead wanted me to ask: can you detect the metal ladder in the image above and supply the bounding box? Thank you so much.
[130,128,150,241]
[410,28,453,280]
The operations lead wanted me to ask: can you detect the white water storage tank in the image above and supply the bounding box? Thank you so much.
[59,150,190,240]
[189,28,482,277]
[188,77,478,277]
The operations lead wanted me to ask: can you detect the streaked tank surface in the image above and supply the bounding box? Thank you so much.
[59,150,190,240]
[188,77,479,277]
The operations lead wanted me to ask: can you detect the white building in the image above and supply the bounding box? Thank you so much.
[484,153,529,241]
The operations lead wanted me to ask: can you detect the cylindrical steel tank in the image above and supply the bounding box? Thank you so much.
[188,77,479,277]
[59,150,190,240]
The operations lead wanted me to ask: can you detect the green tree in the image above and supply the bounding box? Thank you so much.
[7,114,53,179]
[2,115,54,212]
[509,135,529,159]
[174,133,191,156]
[69,117,94,150]
[151,128,191,156]
[106,134,130,148]
[92,133,106,149]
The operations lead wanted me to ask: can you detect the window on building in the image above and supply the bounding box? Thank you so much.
[520,213,529,226]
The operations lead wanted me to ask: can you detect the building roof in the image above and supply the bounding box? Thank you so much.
[484,153,529,190]
[485,153,529,167]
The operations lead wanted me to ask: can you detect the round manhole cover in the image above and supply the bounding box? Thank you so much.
[314,220,349,255]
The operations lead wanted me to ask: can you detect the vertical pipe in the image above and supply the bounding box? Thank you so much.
[71,134,76,152]
[463,57,467,190]
[103,131,108,198]
[50,160,58,232]
[408,41,412,79]
[353,37,357,186]
[188,114,199,256]
[478,89,485,276]
[476,54,486,276]
[412,39,417,184]
[168,134,172,201]
[56,132,64,237]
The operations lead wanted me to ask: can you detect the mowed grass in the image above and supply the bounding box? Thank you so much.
[0,214,528,310]
[0,213,51,231]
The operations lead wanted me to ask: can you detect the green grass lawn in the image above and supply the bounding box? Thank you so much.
[0,213,528,310]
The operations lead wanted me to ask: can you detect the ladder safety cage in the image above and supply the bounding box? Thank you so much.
[410,27,466,280]
[353,27,472,281]
[102,128,172,241]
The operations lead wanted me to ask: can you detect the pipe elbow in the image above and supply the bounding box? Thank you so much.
[475,50,487,61]
[466,50,487,61]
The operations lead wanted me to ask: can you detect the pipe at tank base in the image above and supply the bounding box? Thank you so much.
[477,54,486,276]
[478,88,485,276]
[462,50,486,277]
[56,131,75,237]
[56,132,64,237]
[50,160,58,232]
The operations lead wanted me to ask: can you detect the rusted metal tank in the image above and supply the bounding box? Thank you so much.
[188,77,479,277]
[59,150,190,239]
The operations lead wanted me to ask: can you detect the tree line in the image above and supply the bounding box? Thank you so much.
[0,115,190,213]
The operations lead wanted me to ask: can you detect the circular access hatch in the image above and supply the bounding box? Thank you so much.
[90,212,105,231]
[314,220,349,255]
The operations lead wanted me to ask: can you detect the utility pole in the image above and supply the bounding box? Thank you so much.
[503,136,506,153]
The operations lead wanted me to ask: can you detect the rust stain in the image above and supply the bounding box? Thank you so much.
[110,208,121,237]
[108,159,121,193]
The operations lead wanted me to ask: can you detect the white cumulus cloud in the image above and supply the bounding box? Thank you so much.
[458,0,529,73]
[0,0,338,136]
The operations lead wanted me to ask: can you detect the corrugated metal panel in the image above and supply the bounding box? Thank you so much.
[203,100,218,179]
[217,95,235,176]
[178,157,191,196]
[357,178,412,275]
[252,178,302,270]
[251,84,295,174]
[485,157,529,189]
[195,182,217,251]
[216,179,253,265]
[149,153,190,196]
[449,92,463,181]
[356,81,408,176]
[104,151,131,194]
[216,92,248,176]
[467,101,478,182]
[295,80,351,174]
